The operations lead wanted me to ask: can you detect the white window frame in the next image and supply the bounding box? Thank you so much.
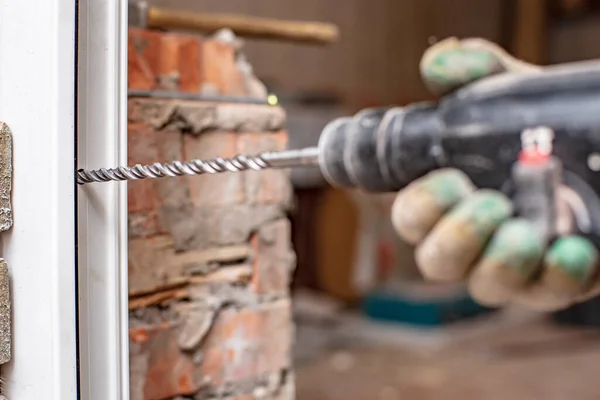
[0,0,78,398]
[77,0,130,400]
[0,0,129,399]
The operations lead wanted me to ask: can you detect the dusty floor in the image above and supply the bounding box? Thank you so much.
[295,309,600,400]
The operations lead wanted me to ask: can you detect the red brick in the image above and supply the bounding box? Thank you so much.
[126,28,294,400]
[156,34,181,91]
[201,40,245,95]
[238,132,292,205]
[157,35,179,77]
[128,29,162,91]
[129,301,292,399]
[128,36,152,90]
[127,124,188,215]
[151,128,195,228]
[128,122,160,213]
[128,28,247,95]
[183,132,244,207]
[201,300,292,385]
[178,38,202,92]
[128,122,159,165]
[130,322,199,400]
[156,34,203,92]
[250,220,294,297]
[128,179,158,214]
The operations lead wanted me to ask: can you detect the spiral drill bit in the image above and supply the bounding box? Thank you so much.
[76,147,320,185]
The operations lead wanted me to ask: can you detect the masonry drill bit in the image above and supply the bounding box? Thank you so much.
[76,147,320,185]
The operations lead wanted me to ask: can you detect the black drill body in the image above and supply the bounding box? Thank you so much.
[318,59,600,201]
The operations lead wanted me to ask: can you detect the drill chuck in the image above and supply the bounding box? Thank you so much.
[316,104,441,191]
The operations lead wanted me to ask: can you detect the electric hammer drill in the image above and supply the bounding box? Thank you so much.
[78,58,600,243]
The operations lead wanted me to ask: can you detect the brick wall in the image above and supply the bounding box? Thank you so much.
[127,28,296,400]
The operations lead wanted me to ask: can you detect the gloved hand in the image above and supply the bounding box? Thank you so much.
[391,37,600,311]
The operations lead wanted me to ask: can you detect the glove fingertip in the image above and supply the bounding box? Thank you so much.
[420,40,505,96]
[391,168,474,245]
[543,236,600,295]
[467,219,545,307]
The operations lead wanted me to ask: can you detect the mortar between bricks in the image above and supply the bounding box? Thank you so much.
[127,32,296,399]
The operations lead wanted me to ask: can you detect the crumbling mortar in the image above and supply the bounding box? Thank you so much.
[157,72,181,91]
[165,205,287,252]
[195,368,291,400]
[129,305,180,326]
[186,259,249,276]
[192,284,257,308]
[129,98,286,134]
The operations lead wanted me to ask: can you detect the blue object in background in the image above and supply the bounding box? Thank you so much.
[362,283,495,327]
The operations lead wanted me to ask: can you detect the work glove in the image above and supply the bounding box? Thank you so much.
[391,38,600,312]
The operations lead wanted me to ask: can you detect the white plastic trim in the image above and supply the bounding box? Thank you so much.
[77,0,130,399]
[0,0,78,398]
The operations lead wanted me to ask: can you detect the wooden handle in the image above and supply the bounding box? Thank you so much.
[146,7,339,45]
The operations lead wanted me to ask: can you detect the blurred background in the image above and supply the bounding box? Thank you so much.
[149,0,599,107]
[133,0,600,399]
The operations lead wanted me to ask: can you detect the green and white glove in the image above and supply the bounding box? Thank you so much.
[391,38,600,311]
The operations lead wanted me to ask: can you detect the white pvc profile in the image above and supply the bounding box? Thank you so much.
[77,0,130,399]
[0,0,78,398]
